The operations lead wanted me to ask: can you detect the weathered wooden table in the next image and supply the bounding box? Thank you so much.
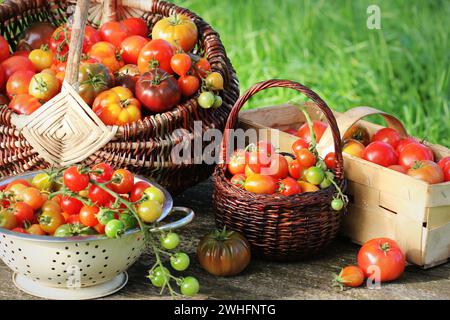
[1,179,449,300]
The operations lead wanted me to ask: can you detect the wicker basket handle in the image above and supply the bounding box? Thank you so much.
[317,106,408,156]
[220,79,344,180]
[64,0,90,88]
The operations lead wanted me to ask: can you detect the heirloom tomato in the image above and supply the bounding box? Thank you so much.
[8,94,41,115]
[137,39,174,74]
[99,21,130,47]
[135,68,181,113]
[437,156,450,170]
[298,181,319,192]
[29,46,53,71]
[193,57,211,78]
[197,229,251,276]
[388,165,408,174]
[357,238,405,282]
[371,128,401,149]
[39,211,64,234]
[295,149,316,168]
[407,160,444,184]
[88,41,124,72]
[17,187,45,210]
[152,14,198,52]
[1,56,36,79]
[12,202,34,225]
[304,167,325,185]
[228,150,249,175]
[343,124,370,146]
[115,64,140,93]
[247,141,275,173]
[170,53,191,76]
[342,139,365,158]
[296,120,328,143]
[178,75,199,97]
[143,186,165,205]
[0,210,17,230]
[244,174,277,195]
[6,70,35,98]
[205,72,224,91]
[137,200,162,223]
[78,63,113,105]
[398,143,434,168]
[120,35,148,65]
[396,136,419,154]
[27,224,46,235]
[363,141,398,167]
[93,86,141,125]
[122,17,149,38]
[17,22,55,51]
[0,35,10,62]
[29,72,60,102]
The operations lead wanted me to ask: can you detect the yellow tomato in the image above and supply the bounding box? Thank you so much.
[298,181,320,193]
[152,14,198,52]
[89,41,124,72]
[29,47,53,71]
[29,72,60,102]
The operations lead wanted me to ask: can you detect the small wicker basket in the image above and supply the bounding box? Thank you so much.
[212,79,346,261]
[0,0,239,194]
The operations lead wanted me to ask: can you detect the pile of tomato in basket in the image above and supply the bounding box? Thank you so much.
[0,163,166,238]
[0,14,224,125]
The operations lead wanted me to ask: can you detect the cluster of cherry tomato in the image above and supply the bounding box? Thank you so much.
[228,112,346,211]
[0,13,223,126]
[334,237,405,289]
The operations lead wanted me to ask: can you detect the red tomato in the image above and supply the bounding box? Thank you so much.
[12,51,30,58]
[284,129,298,135]
[244,174,277,194]
[371,128,401,149]
[88,185,115,206]
[227,150,249,175]
[324,152,336,170]
[247,141,275,173]
[396,136,419,154]
[1,56,36,79]
[398,143,434,168]
[12,202,34,225]
[60,196,83,215]
[18,187,45,210]
[63,166,89,192]
[137,39,174,74]
[296,121,328,143]
[335,266,365,288]
[178,75,200,97]
[79,206,100,227]
[193,57,210,78]
[99,21,130,47]
[8,94,41,115]
[230,174,246,189]
[120,35,148,65]
[437,157,450,170]
[0,65,5,91]
[90,163,114,183]
[6,70,35,98]
[292,138,309,154]
[66,214,81,224]
[263,154,289,179]
[129,181,151,202]
[110,169,134,194]
[443,163,450,182]
[295,149,316,168]
[12,227,27,234]
[363,141,398,167]
[388,165,408,174]
[122,17,149,38]
[279,177,301,196]
[94,223,106,234]
[0,35,10,62]
[407,160,444,184]
[84,25,101,51]
[5,179,31,190]
[170,53,191,76]
[288,159,306,180]
[357,238,405,282]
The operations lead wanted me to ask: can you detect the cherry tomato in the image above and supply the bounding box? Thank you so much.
[324,152,336,170]
[64,166,89,192]
[398,143,434,168]
[89,41,124,72]
[305,167,325,185]
[12,227,27,234]
[122,17,149,38]
[296,121,328,143]
[244,174,277,195]
[295,149,316,168]
[247,141,275,173]
[137,200,162,223]
[388,165,408,174]
[129,181,151,202]
[197,91,215,109]
[90,163,114,183]
[143,186,165,205]
[180,277,200,297]
[170,53,191,77]
[105,219,125,238]
[264,153,289,179]
[331,198,344,211]
[205,72,224,90]
[160,232,180,250]
[279,177,302,196]
[396,136,419,154]
[194,57,211,78]
[1,56,35,79]
[178,75,200,97]
[27,223,46,235]
[60,196,83,215]
[119,213,137,230]
[298,181,320,193]
[137,39,174,74]
[94,223,106,234]
[29,46,53,71]
[0,35,10,62]
[288,159,306,180]
[363,141,398,167]
[371,128,401,149]
[29,72,60,102]
[31,173,53,191]
[8,93,42,115]
[66,214,81,225]
[120,35,148,65]
[170,252,190,271]
[230,173,246,189]
[11,202,34,226]
[227,150,249,175]
[79,206,100,227]
[343,124,370,146]
[39,210,64,234]
[292,138,309,154]
[0,210,17,230]
[149,266,169,287]
[110,169,134,194]
[334,266,365,288]
[88,185,114,206]
[6,70,35,99]
[343,139,365,158]
[407,160,444,184]
[41,200,61,214]
[17,187,45,210]
[99,21,130,47]
[357,238,405,282]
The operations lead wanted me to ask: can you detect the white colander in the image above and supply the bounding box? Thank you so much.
[0,171,194,300]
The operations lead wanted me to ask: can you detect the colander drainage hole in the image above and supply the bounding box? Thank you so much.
[92,255,96,259]
[18,248,21,252]
[76,252,80,255]
[103,264,107,268]
[102,249,106,253]
[61,262,66,265]
[23,256,26,260]
[9,240,13,244]
[67,255,71,258]
[127,256,131,260]
[89,277,93,280]
[85,252,89,255]
[98,271,103,274]
[11,250,14,254]
[58,282,62,285]
[132,247,135,251]
[87,264,91,268]
[95,245,99,249]
[26,264,30,268]
[52,260,56,263]
[51,267,55,270]
[105,256,109,260]
[57,274,61,277]
[48,277,52,280]
[83,274,87,277]
[56,252,60,255]
[102,276,106,279]
[65,247,69,250]
[78,260,82,263]
[86,243,90,246]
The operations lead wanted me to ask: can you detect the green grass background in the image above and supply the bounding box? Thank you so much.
[176,0,449,146]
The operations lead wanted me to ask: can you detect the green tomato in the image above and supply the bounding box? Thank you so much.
[54,224,73,237]
[97,210,115,225]
[105,219,125,238]
[180,277,199,296]
[160,232,180,250]
[119,213,137,230]
[213,95,222,108]
[143,186,165,205]
[331,198,344,211]
[148,266,170,288]
[198,92,215,109]
[170,252,190,271]
[137,200,163,223]
[305,167,325,185]
[31,173,53,191]
[319,177,332,189]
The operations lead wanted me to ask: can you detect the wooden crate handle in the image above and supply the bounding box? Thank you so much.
[317,106,408,156]
[64,0,90,88]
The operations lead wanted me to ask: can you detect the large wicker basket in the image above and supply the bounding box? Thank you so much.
[212,80,346,261]
[0,0,239,194]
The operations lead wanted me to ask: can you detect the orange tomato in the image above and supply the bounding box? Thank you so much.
[407,160,444,184]
[342,139,365,158]
[152,14,198,52]
[244,174,277,194]
[89,41,124,72]
[298,181,319,193]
